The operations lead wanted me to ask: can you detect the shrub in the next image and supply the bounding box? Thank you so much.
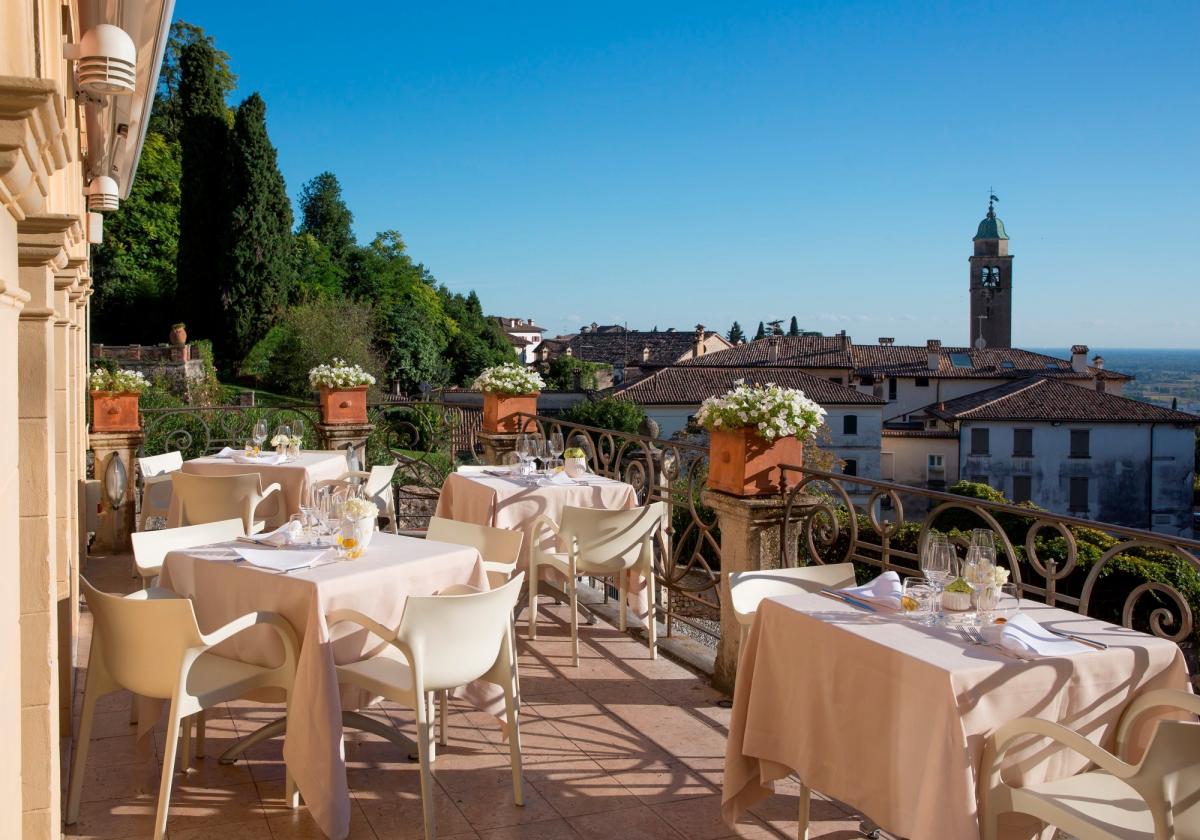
[544,356,610,390]
[560,397,646,435]
[250,300,382,397]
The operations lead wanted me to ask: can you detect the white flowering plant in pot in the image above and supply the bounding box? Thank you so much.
[473,363,545,395]
[695,382,826,441]
[307,359,376,390]
[89,367,150,394]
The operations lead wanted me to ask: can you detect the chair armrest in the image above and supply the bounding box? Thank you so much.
[259,483,283,502]
[530,514,560,544]
[340,470,371,481]
[201,610,300,669]
[326,608,398,644]
[1115,688,1200,760]
[437,583,486,596]
[981,717,1133,798]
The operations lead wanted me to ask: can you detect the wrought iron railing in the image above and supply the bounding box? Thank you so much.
[780,464,1200,675]
[516,413,721,642]
[140,403,323,459]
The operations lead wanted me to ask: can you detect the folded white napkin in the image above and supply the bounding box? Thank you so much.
[213,446,237,459]
[232,452,285,465]
[233,547,327,573]
[238,520,301,548]
[1000,613,1093,659]
[538,472,577,487]
[839,570,903,608]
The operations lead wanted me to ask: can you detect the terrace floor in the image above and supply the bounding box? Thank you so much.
[66,554,876,840]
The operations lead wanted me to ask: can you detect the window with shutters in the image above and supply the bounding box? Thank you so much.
[843,415,858,435]
[971,428,990,455]
[843,459,857,476]
[1013,428,1033,457]
[1070,429,1090,458]
[1069,477,1089,513]
[888,378,897,401]
[1012,475,1032,504]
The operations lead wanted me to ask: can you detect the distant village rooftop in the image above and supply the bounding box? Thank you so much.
[614,365,885,406]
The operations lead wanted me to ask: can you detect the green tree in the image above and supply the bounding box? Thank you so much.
[299,172,356,271]
[259,299,382,397]
[788,315,800,337]
[290,232,345,302]
[439,289,514,386]
[754,321,766,340]
[561,397,646,434]
[175,39,231,348]
[149,21,237,142]
[546,356,610,390]
[223,93,295,361]
[90,132,181,343]
[727,321,744,344]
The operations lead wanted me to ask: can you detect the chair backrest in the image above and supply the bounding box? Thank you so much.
[81,578,205,699]
[729,564,857,626]
[1130,720,1200,837]
[426,516,524,569]
[130,519,245,578]
[138,451,183,478]
[396,573,525,691]
[364,463,398,500]
[171,472,263,531]
[558,502,666,574]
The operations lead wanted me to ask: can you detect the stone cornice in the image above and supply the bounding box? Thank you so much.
[0,76,71,222]
[18,212,78,268]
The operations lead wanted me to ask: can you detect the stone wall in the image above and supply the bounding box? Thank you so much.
[93,342,209,399]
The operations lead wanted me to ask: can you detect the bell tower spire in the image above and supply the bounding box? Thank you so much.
[969,192,1013,348]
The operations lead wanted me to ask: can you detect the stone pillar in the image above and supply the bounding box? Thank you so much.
[316,422,372,469]
[52,281,76,732]
[88,430,142,554]
[702,489,791,693]
[478,431,522,465]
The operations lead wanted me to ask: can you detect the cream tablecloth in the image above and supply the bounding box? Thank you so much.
[168,450,347,529]
[722,593,1192,840]
[159,533,492,840]
[434,471,647,615]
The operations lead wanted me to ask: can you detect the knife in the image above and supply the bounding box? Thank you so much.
[819,590,877,613]
[1044,627,1108,650]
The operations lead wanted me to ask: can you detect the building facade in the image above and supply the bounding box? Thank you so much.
[1,3,171,836]
[491,316,545,363]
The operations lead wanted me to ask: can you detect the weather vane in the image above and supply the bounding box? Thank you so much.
[988,188,999,212]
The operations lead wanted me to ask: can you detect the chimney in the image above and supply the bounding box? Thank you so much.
[565,346,574,357]
[1092,353,1105,370]
[926,339,942,371]
[693,324,706,358]
[642,345,651,362]
[1071,344,1089,373]
[878,337,894,346]
[839,330,849,349]
[767,335,781,363]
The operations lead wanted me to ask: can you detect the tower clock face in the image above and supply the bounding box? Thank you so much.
[981,267,1001,289]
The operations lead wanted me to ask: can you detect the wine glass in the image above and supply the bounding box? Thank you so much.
[252,419,268,450]
[963,544,997,625]
[548,430,565,469]
[531,437,548,475]
[970,528,995,552]
[516,434,534,477]
[920,536,956,622]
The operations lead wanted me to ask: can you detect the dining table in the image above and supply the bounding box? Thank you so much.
[156,531,498,840]
[167,449,348,529]
[434,468,649,616]
[721,591,1193,840]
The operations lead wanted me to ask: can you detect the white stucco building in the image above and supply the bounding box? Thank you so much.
[491,316,547,363]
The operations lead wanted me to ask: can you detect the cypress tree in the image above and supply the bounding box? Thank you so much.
[299,171,356,271]
[727,321,744,344]
[224,93,295,361]
[788,315,800,337]
[754,321,766,340]
[175,40,230,348]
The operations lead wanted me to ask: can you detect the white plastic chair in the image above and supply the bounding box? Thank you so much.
[130,519,246,588]
[170,471,282,534]
[980,688,1200,840]
[426,515,524,589]
[729,563,856,649]
[341,463,399,533]
[328,573,526,840]
[528,502,666,666]
[67,579,300,840]
[138,451,183,530]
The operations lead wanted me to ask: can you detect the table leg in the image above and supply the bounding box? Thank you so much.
[219,711,420,766]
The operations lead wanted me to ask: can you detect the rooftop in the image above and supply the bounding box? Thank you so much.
[974,205,1009,241]
[922,377,1200,424]
[850,344,1128,380]
[492,317,547,333]
[537,330,728,368]
[614,365,885,406]
[680,336,854,370]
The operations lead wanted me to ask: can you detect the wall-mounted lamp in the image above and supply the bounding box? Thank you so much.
[103,452,128,509]
[64,24,137,96]
[86,175,120,212]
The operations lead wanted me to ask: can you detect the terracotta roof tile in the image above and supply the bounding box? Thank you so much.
[922,377,1199,424]
[613,366,885,406]
[851,345,1128,380]
[681,336,854,368]
[537,330,727,367]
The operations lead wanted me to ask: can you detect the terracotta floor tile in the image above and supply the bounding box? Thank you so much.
[651,795,778,840]
[267,805,376,839]
[475,817,581,840]
[567,804,687,840]
[356,785,475,840]
[171,816,274,839]
[524,758,642,818]
[64,797,159,839]
[165,779,267,832]
[449,775,559,830]
[596,758,715,805]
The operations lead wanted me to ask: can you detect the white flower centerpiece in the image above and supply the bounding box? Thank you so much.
[89,367,150,432]
[339,496,378,559]
[695,382,826,497]
[474,363,545,433]
[309,358,375,425]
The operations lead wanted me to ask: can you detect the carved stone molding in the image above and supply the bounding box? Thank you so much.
[0,76,71,223]
[18,212,78,268]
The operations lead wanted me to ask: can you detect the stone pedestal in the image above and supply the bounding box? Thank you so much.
[88,429,142,554]
[479,431,522,466]
[703,489,792,693]
[317,422,372,470]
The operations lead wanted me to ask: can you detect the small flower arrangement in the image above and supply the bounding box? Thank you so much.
[270,434,290,447]
[342,497,377,521]
[89,367,150,394]
[308,358,376,390]
[289,435,303,448]
[563,447,587,458]
[473,363,545,395]
[695,382,826,441]
[992,566,1010,586]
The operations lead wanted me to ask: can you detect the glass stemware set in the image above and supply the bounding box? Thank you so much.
[513,431,567,481]
[292,484,363,555]
[902,528,1017,626]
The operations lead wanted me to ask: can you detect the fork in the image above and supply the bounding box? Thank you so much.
[962,625,1020,659]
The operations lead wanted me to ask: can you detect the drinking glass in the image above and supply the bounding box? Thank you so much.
[252,419,268,449]
[531,437,548,475]
[963,545,996,625]
[548,430,565,469]
[920,536,956,622]
[901,578,935,625]
[984,582,1020,625]
[970,528,996,552]
[516,434,534,477]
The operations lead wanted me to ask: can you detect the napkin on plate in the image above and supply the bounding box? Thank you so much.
[839,570,903,609]
[232,452,285,466]
[233,547,327,573]
[213,446,237,459]
[237,520,302,548]
[999,613,1093,658]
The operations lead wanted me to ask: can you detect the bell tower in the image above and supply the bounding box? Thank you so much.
[969,195,1013,349]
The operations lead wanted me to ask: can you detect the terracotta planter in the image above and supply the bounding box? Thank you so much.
[91,391,141,432]
[319,385,368,425]
[707,427,802,497]
[483,392,538,433]
[169,324,187,346]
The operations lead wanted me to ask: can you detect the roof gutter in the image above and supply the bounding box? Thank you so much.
[121,0,175,197]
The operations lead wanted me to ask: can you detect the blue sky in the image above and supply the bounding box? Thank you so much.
[181,1,1199,348]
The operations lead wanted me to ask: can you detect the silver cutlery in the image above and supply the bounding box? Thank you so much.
[1043,627,1108,650]
[818,590,877,613]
